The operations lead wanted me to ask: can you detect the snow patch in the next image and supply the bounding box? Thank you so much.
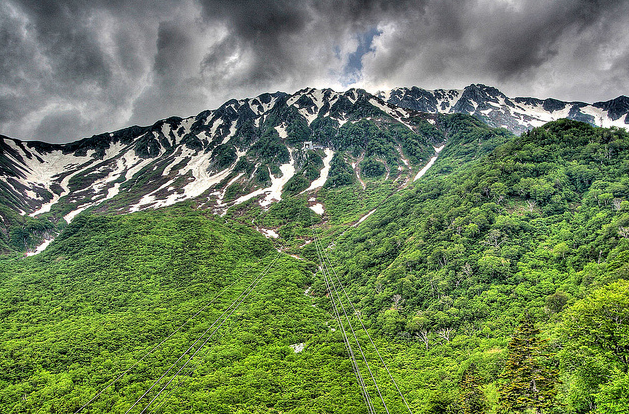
[64,205,91,223]
[275,124,288,138]
[310,203,324,215]
[353,209,377,227]
[414,145,445,181]
[260,228,279,238]
[260,152,295,206]
[221,121,237,144]
[303,149,334,192]
[289,343,305,353]
[25,238,54,256]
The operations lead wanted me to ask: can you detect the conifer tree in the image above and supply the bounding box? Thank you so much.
[459,364,487,414]
[498,313,559,414]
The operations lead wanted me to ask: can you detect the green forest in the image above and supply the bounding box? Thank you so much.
[1,119,629,413]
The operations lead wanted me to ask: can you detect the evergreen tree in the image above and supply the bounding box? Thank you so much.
[498,313,559,414]
[459,364,487,414]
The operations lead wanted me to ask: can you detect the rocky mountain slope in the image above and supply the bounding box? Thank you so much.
[1,85,627,253]
[0,88,447,224]
[379,84,629,134]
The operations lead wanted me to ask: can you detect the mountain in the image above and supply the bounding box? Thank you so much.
[379,84,629,134]
[3,85,628,253]
[1,82,629,414]
[1,87,518,253]
[1,118,628,413]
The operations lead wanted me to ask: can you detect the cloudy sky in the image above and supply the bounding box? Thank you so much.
[1,0,628,143]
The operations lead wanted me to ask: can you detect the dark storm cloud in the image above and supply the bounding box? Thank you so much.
[478,0,626,78]
[33,109,85,144]
[1,0,628,143]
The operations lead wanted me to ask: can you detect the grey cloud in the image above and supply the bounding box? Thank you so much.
[361,0,629,98]
[198,0,310,40]
[33,109,86,144]
[128,19,210,125]
[1,0,628,143]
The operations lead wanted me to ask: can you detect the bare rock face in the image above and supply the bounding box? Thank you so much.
[1,85,627,229]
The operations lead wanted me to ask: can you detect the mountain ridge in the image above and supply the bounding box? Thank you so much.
[378,83,629,134]
[1,84,627,253]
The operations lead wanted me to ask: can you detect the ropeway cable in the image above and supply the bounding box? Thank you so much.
[128,252,280,414]
[305,210,374,413]
[308,207,413,414]
[312,231,385,414]
[313,238,375,414]
[138,253,277,413]
[312,223,375,414]
[147,309,236,413]
[74,259,266,414]
[320,244,414,414]
[148,253,279,414]
[124,253,279,413]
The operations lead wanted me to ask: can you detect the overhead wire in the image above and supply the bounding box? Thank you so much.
[320,244,414,414]
[128,252,280,414]
[148,253,275,414]
[147,304,236,413]
[311,226,386,413]
[74,259,266,414]
[311,230,375,414]
[304,207,377,414]
[307,202,413,414]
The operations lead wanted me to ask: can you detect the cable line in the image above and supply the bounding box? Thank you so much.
[307,218,376,414]
[127,252,280,414]
[313,238,375,414]
[321,245,414,414]
[74,260,264,414]
[148,306,236,413]
[307,206,413,414]
[312,230,386,413]
[149,251,277,413]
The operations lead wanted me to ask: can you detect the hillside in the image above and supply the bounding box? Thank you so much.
[2,84,629,255]
[0,89,514,255]
[1,118,628,413]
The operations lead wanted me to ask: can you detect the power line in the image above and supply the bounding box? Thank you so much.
[74,260,263,414]
[148,254,276,413]
[321,240,414,414]
[308,205,413,414]
[312,229,386,413]
[127,253,280,414]
[312,236,375,414]
[306,216,376,414]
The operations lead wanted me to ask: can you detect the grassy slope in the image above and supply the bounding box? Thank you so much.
[2,120,628,413]
[0,205,379,413]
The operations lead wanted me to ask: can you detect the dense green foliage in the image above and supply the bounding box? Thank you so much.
[2,119,629,413]
[498,314,558,413]
[0,205,383,413]
[318,120,629,412]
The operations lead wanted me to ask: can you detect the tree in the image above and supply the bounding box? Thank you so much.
[459,364,487,414]
[562,279,629,373]
[561,280,629,412]
[594,371,629,413]
[498,313,559,414]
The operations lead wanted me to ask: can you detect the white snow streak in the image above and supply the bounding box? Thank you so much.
[414,145,445,181]
[25,238,54,256]
[310,203,324,215]
[353,209,376,227]
[303,148,334,192]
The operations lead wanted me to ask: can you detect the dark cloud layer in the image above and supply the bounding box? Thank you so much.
[1,0,628,142]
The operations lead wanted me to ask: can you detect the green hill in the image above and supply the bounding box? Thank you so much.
[1,120,628,413]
